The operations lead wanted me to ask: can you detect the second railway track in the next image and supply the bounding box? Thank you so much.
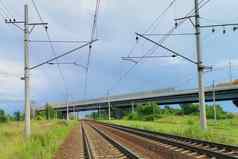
[90,121,238,159]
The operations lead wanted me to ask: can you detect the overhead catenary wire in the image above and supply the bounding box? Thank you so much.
[45,30,72,115]
[0,72,21,78]
[142,33,195,36]
[0,9,5,19]
[30,40,97,70]
[108,0,178,93]
[31,0,70,103]
[0,2,9,18]
[0,0,12,19]
[31,0,44,23]
[0,7,7,18]
[144,0,176,34]
[141,0,212,64]
[136,32,198,64]
[126,0,177,57]
[108,0,212,94]
[0,0,13,18]
[124,0,177,60]
[29,40,88,43]
[84,0,101,97]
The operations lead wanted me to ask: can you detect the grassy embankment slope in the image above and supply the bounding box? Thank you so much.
[0,120,77,159]
[104,116,238,145]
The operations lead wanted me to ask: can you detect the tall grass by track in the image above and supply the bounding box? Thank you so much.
[103,116,238,146]
[0,120,77,159]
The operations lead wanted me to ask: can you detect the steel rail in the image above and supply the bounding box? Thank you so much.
[81,123,94,159]
[87,122,141,159]
[103,122,238,151]
[96,121,238,159]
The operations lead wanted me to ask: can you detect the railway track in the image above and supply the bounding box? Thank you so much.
[92,121,238,159]
[81,121,141,159]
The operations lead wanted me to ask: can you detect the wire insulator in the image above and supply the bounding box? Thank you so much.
[89,45,92,49]
[45,26,48,30]
[223,29,226,34]
[233,27,237,31]
[172,54,177,58]
[212,28,215,33]
[136,36,139,42]
[175,22,178,28]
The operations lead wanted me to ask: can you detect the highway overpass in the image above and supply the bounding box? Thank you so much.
[37,84,238,113]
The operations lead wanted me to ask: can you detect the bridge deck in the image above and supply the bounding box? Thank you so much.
[37,85,238,112]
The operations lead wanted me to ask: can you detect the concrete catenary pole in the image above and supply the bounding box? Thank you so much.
[212,80,217,122]
[229,60,233,82]
[24,4,31,138]
[195,0,207,130]
[66,99,69,120]
[107,90,111,120]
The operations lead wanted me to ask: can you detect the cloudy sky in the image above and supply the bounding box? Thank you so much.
[0,0,238,113]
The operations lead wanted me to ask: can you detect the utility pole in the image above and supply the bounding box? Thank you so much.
[136,0,238,131]
[212,80,217,123]
[107,90,111,120]
[229,60,233,82]
[4,4,97,136]
[24,4,31,138]
[5,5,48,138]
[195,0,207,130]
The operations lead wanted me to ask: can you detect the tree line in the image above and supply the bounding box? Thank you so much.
[0,104,64,123]
[0,109,24,123]
[86,102,235,121]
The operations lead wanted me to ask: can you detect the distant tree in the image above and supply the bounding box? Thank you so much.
[136,102,160,116]
[86,110,109,120]
[162,106,180,115]
[179,103,234,119]
[126,102,161,121]
[206,104,234,119]
[45,104,57,120]
[0,109,8,123]
[180,103,199,115]
[35,111,46,120]
[13,111,24,121]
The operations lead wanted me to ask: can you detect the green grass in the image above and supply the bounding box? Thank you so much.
[103,116,238,146]
[0,120,77,159]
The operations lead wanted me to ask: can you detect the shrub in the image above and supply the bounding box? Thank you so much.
[124,112,141,120]
[35,115,45,120]
[187,119,195,125]
[206,105,234,120]
[143,114,154,121]
[180,104,199,115]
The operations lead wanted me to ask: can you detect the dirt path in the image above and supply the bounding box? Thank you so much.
[54,124,84,159]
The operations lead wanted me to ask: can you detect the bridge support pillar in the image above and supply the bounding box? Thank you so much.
[98,105,101,119]
[62,111,67,120]
[77,111,79,120]
[131,102,135,113]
